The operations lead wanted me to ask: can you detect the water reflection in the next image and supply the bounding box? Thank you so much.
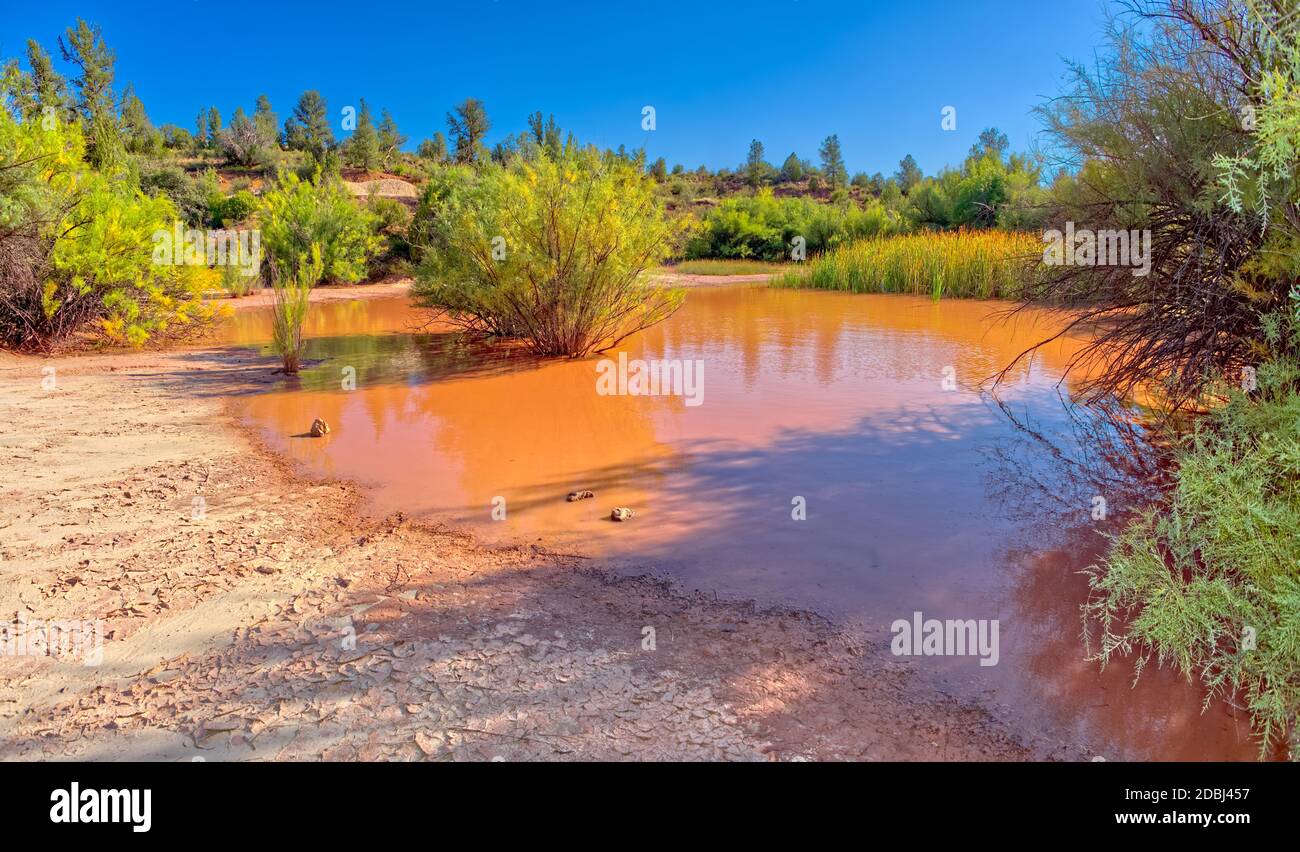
[220,285,1262,760]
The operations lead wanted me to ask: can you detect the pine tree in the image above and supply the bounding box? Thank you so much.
[527,111,562,158]
[895,154,923,193]
[58,18,120,167]
[25,40,69,120]
[745,139,768,186]
[206,106,222,149]
[818,134,847,188]
[283,90,334,162]
[377,109,406,168]
[343,99,380,171]
[253,94,279,150]
[779,152,804,182]
[119,84,157,153]
[446,98,489,165]
[417,132,448,163]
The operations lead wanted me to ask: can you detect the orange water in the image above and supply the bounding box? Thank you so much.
[222,286,1262,760]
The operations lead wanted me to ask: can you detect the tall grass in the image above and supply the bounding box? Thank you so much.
[778,230,1042,300]
[272,245,323,373]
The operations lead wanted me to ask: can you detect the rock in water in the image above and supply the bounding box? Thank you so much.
[610,507,634,522]
[309,418,331,437]
[567,490,595,502]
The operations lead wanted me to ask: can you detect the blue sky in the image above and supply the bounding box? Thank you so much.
[2,0,1119,176]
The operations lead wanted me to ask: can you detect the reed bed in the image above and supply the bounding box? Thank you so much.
[777,230,1042,300]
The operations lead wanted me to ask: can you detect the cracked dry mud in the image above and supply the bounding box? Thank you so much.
[0,341,1077,762]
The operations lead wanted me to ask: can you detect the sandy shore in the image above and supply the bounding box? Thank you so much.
[209,270,774,317]
[0,289,1083,762]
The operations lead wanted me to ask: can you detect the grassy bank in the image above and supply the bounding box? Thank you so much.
[777,230,1042,300]
[663,259,789,276]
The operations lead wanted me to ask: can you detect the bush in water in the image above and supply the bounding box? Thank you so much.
[412,146,686,357]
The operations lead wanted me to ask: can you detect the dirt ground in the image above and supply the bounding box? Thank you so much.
[0,286,1088,762]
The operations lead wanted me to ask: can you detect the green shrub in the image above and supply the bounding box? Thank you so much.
[407,164,477,263]
[1086,356,1300,759]
[139,164,217,226]
[215,189,257,226]
[686,189,904,261]
[258,170,381,284]
[367,195,408,233]
[412,147,685,356]
[0,100,219,349]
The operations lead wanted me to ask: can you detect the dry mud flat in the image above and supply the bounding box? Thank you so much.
[0,342,1085,762]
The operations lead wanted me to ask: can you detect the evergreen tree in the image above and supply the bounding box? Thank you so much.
[779,152,804,182]
[283,90,333,162]
[527,111,562,158]
[206,105,222,148]
[253,94,279,149]
[969,127,1009,161]
[818,134,847,187]
[895,154,923,193]
[377,108,406,168]
[24,40,70,120]
[58,18,120,167]
[446,98,489,164]
[745,139,768,186]
[417,132,448,163]
[119,84,157,153]
[343,99,380,171]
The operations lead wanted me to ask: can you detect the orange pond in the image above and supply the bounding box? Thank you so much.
[221,285,1261,761]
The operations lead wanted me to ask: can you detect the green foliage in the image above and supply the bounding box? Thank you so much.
[215,189,257,226]
[258,170,381,284]
[745,139,769,187]
[526,111,562,159]
[446,98,489,165]
[221,256,257,297]
[343,99,380,171]
[138,164,217,226]
[818,134,846,188]
[904,149,1045,230]
[412,146,684,357]
[58,18,122,169]
[283,90,333,162]
[779,152,804,183]
[686,190,904,261]
[253,95,278,152]
[13,39,71,122]
[119,85,160,155]
[407,163,477,263]
[417,132,447,163]
[205,106,222,149]
[1087,355,1300,759]
[895,154,922,194]
[220,106,271,167]
[0,102,218,348]
[376,108,405,169]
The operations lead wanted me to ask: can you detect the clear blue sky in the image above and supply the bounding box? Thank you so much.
[1,0,1119,176]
